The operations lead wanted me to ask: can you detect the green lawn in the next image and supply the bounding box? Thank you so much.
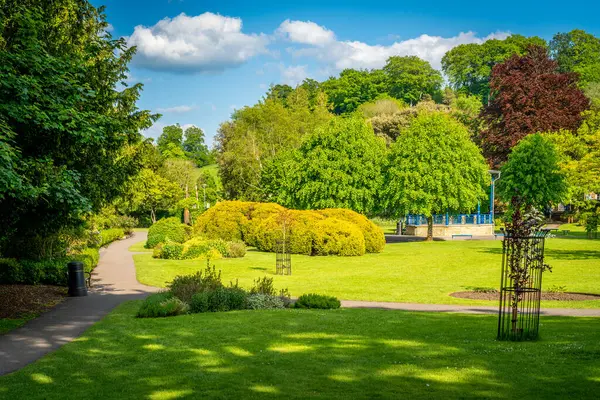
[129,240,152,253]
[1,302,598,399]
[134,237,600,308]
[0,318,29,335]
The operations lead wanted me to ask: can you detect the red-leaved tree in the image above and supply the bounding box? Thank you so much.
[480,45,589,165]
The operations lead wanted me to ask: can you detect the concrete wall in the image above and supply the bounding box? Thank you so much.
[405,224,494,237]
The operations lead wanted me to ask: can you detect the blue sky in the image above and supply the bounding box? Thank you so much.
[94,0,600,146]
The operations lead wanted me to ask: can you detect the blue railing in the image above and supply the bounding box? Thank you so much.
[406,213,493,226]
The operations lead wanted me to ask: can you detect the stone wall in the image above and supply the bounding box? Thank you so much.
[405,224,494,237]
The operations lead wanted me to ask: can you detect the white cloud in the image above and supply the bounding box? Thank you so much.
[141,122,166,140]
[281,65,308,86]
[105,23,114,33]
[156,105,196,113]
[127,12,269,72]
[287,23,510,71]
[277,20,335,47]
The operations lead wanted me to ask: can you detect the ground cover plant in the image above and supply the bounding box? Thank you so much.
[134,237,600,308]
[1,303,599,399]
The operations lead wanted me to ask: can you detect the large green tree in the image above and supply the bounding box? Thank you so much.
[381,112,489,240]
[442,35,547,102]
[497,134,567,210]
[262,115,386,213]
[182,125,210,167]
[321,69,388,114]
[550,30,600,88]
[0,0,156,257]
[157,124,184,155]
[121,169,181,224]
[383,56,443,105]
[217,87,331,200]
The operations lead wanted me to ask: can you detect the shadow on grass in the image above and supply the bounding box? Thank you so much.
[477,246,600,261]
[1,306,599,399]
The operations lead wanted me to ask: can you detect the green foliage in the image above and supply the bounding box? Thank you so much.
[120,168,181,225]
[246,294,286,310]
[168,266,223,303]
[383,56,443,105]
[321,69,388,114]
[189,286,248,313]
[98,228,125,248]
[146,217,191,248]
[226,241,247,258]
[498,134,568,209]
[550,30,600,87]
[157,125,184,155]
[381,112,489,224]
[183,126,210,167]
[442,34,547,101]
[263,116,386,214]
[136,292,189,318]
[194,201,384,256]
[160,240,185,260]
[250,276,276,296]
[0,248,99,286]
[217,89,331,200]
[294,293,341,309]
[0,0,157,258]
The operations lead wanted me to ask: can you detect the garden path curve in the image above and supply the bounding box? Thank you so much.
[0,231,157,376]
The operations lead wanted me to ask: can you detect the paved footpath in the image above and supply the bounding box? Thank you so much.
[1,231,598,376]
[0,231,156,376]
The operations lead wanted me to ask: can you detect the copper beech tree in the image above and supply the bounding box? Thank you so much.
[480,45,589,165]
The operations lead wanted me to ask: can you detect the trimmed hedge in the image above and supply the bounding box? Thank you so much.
[0,248,100,286]
[98,228,125,248]
[193,201,384,256]
[153,237,247,260]
[146,217,191,248]
[294,293,341,309]
[317,208,385,253]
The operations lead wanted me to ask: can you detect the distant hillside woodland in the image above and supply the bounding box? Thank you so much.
[216,32,600,217]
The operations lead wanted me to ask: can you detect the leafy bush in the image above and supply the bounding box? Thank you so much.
[190,286,248,313]
[317,209,385,253]
[250,276,276,296]
[312,218,366,256]
[169,266,223,303]
[98,228,125,248]
[146,217,191,248]
[547,285,568,294]
[161,240,185,260]
[226,240,246,258]
[136,292,189,318]
[152,243,164,258]
[0,247,100,286]
[294,293,341,309]
[247,293,285,310]
[465,286,498,294]
[195,201,382,256]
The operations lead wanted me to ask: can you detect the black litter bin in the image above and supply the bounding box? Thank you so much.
[68,261,88,297]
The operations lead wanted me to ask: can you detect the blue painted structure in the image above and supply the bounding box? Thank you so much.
[406,213,493,226]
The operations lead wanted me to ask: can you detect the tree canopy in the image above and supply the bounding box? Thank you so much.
[550,30,600,88]
[383,56,443,105]
[0,0,156,257]
[442,35,547,102]
[480,46,589,165]
[381,112,489,239]
[263,115,386,213]
[498,134,567,210]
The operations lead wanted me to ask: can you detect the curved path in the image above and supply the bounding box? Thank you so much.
[0,231,156,376]
[1,231,598,376]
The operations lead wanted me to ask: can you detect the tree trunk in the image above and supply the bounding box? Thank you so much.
[183,183,191,225]
[150,209,156,224]
[426,216,433,241]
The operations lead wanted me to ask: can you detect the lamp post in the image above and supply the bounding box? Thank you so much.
[489,170,501,226]
[202,184,207,209]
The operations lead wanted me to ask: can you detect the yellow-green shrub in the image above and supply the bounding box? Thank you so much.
[146,217,191,248]
[242,202,285,247]
[193,201,250,241]
[317,208,385,253]
[312,218,366,256]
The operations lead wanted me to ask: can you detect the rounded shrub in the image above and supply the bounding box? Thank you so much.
[146,217,191,248]
[161,240,185,260]
[312,218,366,256]
[226,240,246,258]
[318,208,385,253]
[190,286,248,313]
[294,293,341,309]
[193,201,251,241]
[247,293,285,310]
[242,202,285,246]
[137,292,189,318]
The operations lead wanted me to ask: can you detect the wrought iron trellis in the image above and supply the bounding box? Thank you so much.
[275,239,291,275]
[497,230,550,341]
